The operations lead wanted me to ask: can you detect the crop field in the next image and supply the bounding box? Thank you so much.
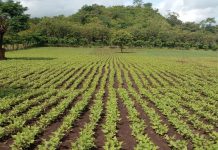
[0,47,218,150]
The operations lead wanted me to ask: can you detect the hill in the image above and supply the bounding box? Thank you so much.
[2,3,218,51]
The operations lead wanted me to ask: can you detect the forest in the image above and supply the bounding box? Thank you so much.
[0,0,218,59]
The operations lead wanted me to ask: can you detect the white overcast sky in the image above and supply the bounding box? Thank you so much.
[13,0,218,23]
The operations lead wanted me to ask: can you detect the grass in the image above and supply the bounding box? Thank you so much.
[5,47,218,57]
[3,47,218,68]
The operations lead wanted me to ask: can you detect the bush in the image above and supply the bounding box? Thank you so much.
[133,40,145,47]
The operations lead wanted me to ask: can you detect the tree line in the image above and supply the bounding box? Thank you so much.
[0,0,218,59]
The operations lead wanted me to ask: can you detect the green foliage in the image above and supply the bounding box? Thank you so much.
[0,0,29,33]
[166,12,182,27]
[1,2,218,51]
[111,30,133,52]
[0,0,29,59]
[133,0,143,7]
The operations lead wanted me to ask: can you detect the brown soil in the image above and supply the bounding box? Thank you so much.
[150,73,164,87]
[122,63,170,150]
[0,90,45,113]
[165,71,186,82]
[145,98,183,139]
[22,72,36,79]
[45,67,75,87]
[75,66,96,89]
[25,69,52,86]
[156,72,175,86]
[113,67,119,89]
[58,64,106,149]
[5,69,41,86]
[128,65,194,149]
[66,66,94,89]
[33,69,65,89]
[175,101,214,138]
[17,93,57,116]
[93,99,106,150]
[0,138,13,150]
[24,67,51,80]
[114,73,119,88]
[128,67,185,139]
[94,64,110,149]
[115,61,127,89]
[119,62,139,91]
[130,63,153,87]
[132,70,146,87]
[27,96,65,126]
[117,97,136,150]
[115,59,137,149]
[133,98,170,150]
[58,99,94,150]
[160,71,182,85]
[144,97,194,150]
[28,66,101,149]
[128,72,139,91]
[127,66,185,140]
[128,66,181,137]
[167,88,217,137]
[120,70,128,89]
[0,95,63,148]
[29,94,83,150]
[56,64,86,89]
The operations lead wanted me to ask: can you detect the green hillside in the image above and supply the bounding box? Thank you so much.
[1,1,218,51]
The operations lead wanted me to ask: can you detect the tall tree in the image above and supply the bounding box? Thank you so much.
[133,0,143,7]
[112,30,132,53]
[166,12,182,26]
[0,11,7,59]
[200,18,216,28]
[0,0,29,60]
[200,18,216,33]
[143,3,152,8]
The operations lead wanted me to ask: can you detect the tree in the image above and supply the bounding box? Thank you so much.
[200,18,216,27]
[166,12,182,26]
[143,3,152,8]
[0,3,215,51]
[112,30,132,53]
[0,0,29,60]
[133,0,143,7]
[0,9,8,59]
[200,18,216,33]
[181,22,200,32]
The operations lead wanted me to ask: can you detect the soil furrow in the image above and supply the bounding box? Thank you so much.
[94,62,110,149]
[58,64,106,149]
[117,96,136,150]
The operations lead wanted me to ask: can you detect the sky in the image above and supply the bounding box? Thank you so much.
[12,0,218,23]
